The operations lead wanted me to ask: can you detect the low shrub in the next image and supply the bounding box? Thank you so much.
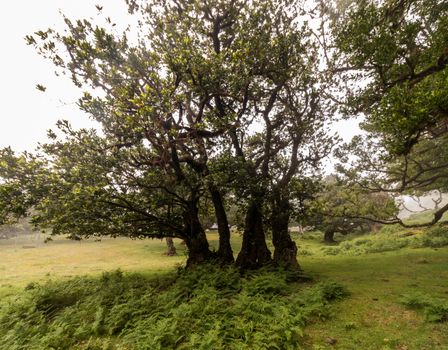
[353,238,369,246]
[426,225,448,238]
[365,239,409,253]
[340,241,353,251]
[317,224,448,256]
[400,291,448,322]
[0,266,347,350]
[322,247,341,255]
[299,249,313,256]
[244,273,289,296]
[378,224,402,235]
[300,231,322,240]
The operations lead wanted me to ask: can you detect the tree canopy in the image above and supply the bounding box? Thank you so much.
[331,0,448,225]
[0,0,446,269]
[0,0,341,269]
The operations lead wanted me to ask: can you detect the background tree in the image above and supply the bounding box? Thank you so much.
[164,237,177,256]
[304,177,398,243]
[330,0,448,225]
[0,148,48,227]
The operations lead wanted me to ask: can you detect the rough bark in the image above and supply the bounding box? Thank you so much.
[184,232,212,266]
[271,193,300,270]
[164,237,177,256]
[209,185,234,264]
[236,202,271,269]
[183,202,213,267]
[324,229,336,243]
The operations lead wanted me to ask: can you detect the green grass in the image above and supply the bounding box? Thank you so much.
[291,224,448,349]
[0,226,447,349]
[0,234,187,298]
[299,248,448,349]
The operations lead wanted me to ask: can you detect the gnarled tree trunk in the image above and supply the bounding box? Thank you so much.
[236,201,271,269]
[271,192,300,270]
[183,201,213,267]
[209,185,234,264]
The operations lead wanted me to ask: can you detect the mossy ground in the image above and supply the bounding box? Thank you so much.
[0,225,447,349]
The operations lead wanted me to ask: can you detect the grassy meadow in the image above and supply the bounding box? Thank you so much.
[0,235,187,296]
[0,225,447,349]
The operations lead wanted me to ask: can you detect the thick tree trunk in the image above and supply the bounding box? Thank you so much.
[164,237,177,256]
[209,185,234,264]
[324,229,336,243]
[236,202,271,269]
[183,202,213,267]
[184,232,212,266]
[271,193,300,270]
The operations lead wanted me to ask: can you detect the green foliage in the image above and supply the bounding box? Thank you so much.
[333,0,448,205]
[321,246,341,256]
[334,0,448,154]
[302,177,398,239]
[426,225,448,238]
[0,266,347,350]
[1,227,447,349]
[311,281,349,302]
[244,272,289,296]
[0,148,45,226]
[401,291,448,322]
[1,0,339,268]
[320,224,448,256]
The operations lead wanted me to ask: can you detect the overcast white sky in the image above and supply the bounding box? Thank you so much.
[0,1,128,152]
[0,1,360,155]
